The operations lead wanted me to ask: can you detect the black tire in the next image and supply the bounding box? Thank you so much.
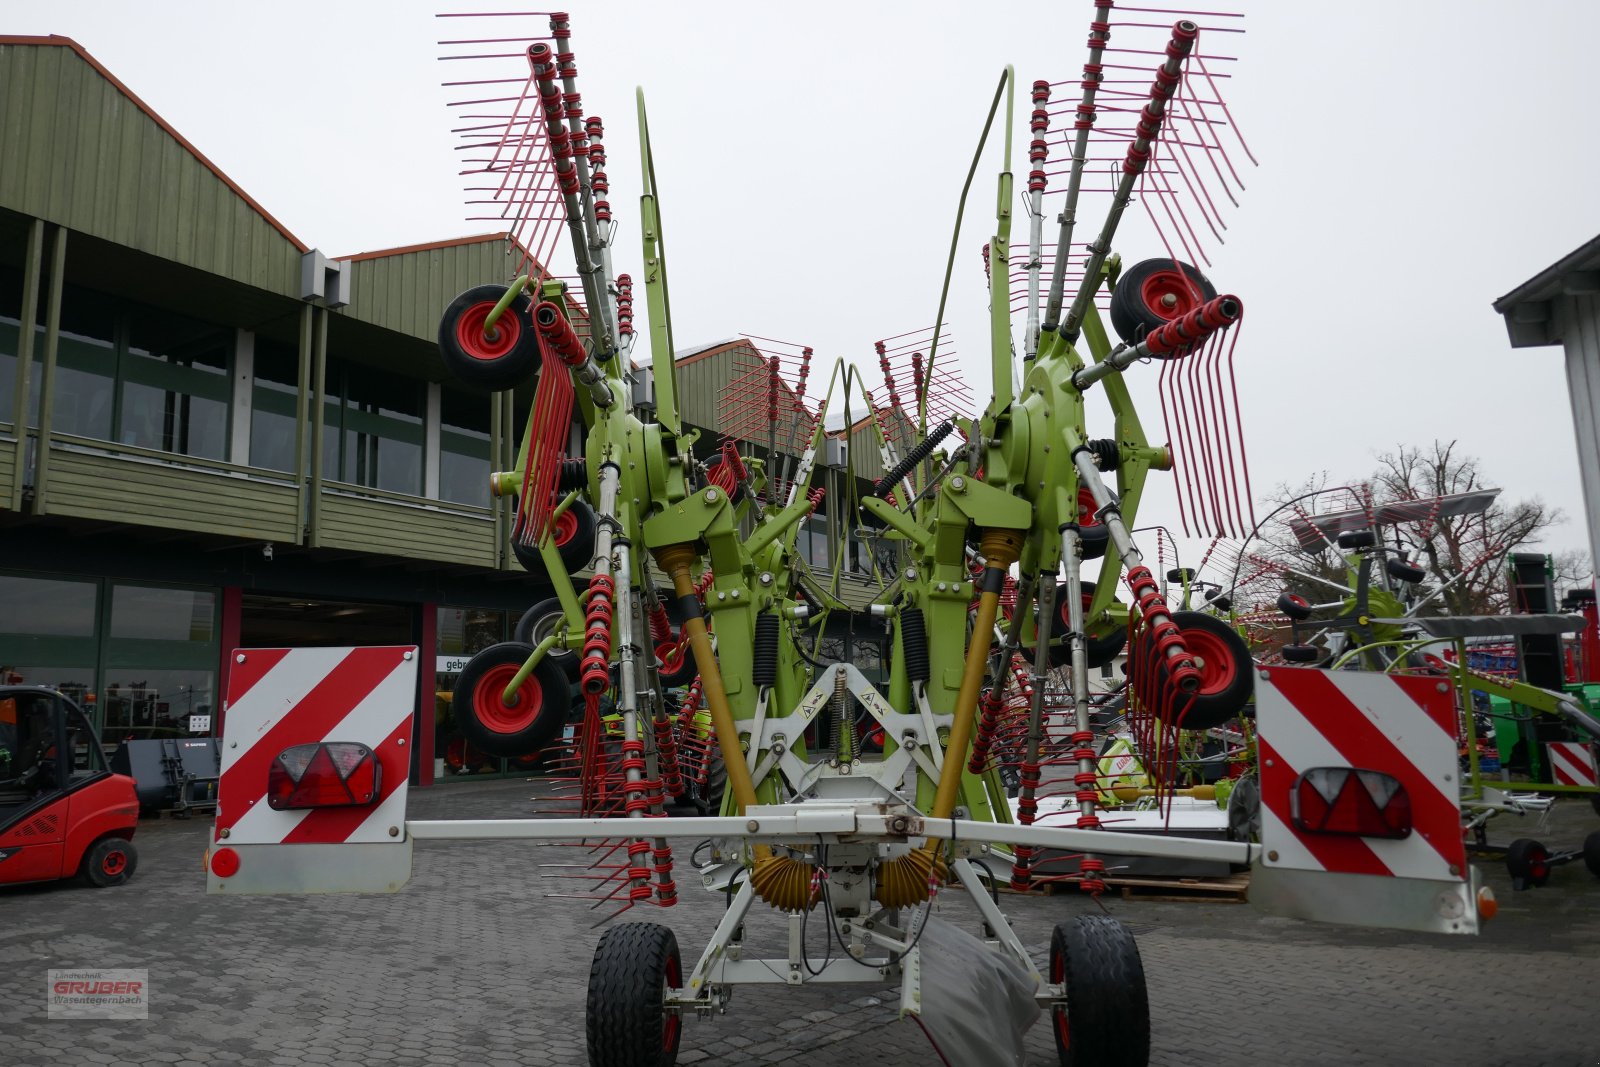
[697,755,728,817]
[1109,257,1217,346]
[1386,557,1427,584]
[1049,915,1149,1067]
[1202,588,1232,612]
[1049,581,1128,670]
[81,837,138,888]
[514,597,581,681]
[1137,611,1253,731]
[1336,529,1376,551]
[438,284,542,391]
[1070,487,1110,561]
[453,642,571,758]
[1166,568,1195,584]
[1276,591,1312,621]
[512,498,598,577]
[1281,644,1322,664]
[1506,838,1551,889]
[1226,776,1261,843]
[586,922,683,1067]
[1583,831,1600,879]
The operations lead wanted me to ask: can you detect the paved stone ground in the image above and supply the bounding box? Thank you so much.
[2,778,1597,1067]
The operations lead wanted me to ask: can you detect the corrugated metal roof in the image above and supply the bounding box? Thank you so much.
[0,35,307,298]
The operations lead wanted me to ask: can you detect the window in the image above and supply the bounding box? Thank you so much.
[101,669,214,742]
[120,304,231,459]
[0,261,24,426]
[440,387,491,508]
[110,585,215,642]
[0,574,98,636]
[322,359,423,494]
[0,281,235,458]
[50,288,117,441]
[250,336,301,473]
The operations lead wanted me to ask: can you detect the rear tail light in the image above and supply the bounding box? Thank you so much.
[1290,766,1411,839]
[267,742,382,810]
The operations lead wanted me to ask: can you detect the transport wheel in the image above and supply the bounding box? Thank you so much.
[1582,831,1600,879]
[1049,581,1127,669]
[514,598,581,681]
[1226,776,1261,844]
[1336,529,1376,551]
[82,837,138,888]
[1506,838,1552,890]
[1281,644,1322,664]
[1108,257,1217,345]
[697,756,728,817]
[1386,557,1427,584]
[1276,591,1312,621]
[437,283,541,391]
[511,498,598,576]
[454,642,570,758]
[587,922,683,1067]
[1050,914,1150,1067]
[1074,487,1110,561]
[1139,611,1254,730]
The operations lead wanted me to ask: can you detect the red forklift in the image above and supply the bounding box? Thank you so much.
[0,685,140,888]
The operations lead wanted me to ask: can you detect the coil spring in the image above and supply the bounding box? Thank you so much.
[900,608,929,682]
[969,690,1004,775]
[580,573,615,697]
[656,715,684,799]
[648,604,673,645]
[753,613,779,688]
[871,420,955,498]
[834,669,852,764]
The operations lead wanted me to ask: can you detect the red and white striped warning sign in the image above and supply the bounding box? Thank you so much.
[1256,667,1466,882]
[215,646,418,846]
[1547,742,1598,787]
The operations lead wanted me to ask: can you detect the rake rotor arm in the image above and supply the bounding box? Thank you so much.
[547,14,618,351]
[528,43,612,357]
[1059,20,1199,344]
[1042,0,1116,334]
[1071,294,1242,390]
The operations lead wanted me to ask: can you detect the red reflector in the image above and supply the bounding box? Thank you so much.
[267,742,382,811]
[1290,767,1411,839]
[210,847,241,878]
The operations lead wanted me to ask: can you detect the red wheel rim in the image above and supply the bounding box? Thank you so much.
[454,301,522,362]
[662,953,682,1049]
[471,663,543,735]
[1051,953,1069,1046]
[656,640,686,674]
[1076,487,1102,529]
[102,849,127,877]
[1178,625,1238,696]
[552,507,579,547]
[1288,594,1308,609]
[1060,589,1095,629]
[1529,847,1549,880]
[1138,268,1203,322]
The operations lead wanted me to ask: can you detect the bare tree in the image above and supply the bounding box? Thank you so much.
[1254,441,1585,617]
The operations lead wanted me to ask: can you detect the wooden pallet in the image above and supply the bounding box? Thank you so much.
[1102,870,1250,903]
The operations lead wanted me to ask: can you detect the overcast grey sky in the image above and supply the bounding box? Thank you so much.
[6,0,1597,570]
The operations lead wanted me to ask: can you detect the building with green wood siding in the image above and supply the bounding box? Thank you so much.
[0,35,894,784]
